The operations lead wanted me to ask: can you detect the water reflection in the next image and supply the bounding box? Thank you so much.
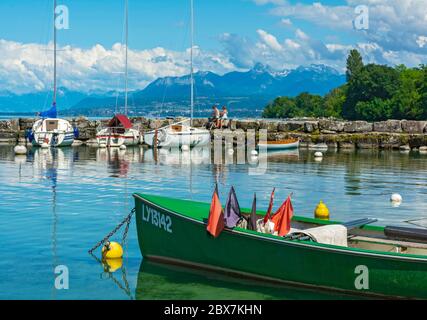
[135,260,361,300]
[0,145,426,299]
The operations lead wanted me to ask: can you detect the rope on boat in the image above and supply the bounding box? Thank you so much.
[88,208,135,254]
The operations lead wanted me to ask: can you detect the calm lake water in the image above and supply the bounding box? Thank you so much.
[1,145,426,300]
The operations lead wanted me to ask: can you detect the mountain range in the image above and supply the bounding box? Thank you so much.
[0,63,346,117]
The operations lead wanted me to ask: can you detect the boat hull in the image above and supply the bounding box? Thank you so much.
[258,141,299,150]
[96,128,141,147]
[134,194,427,299]
[32,118,75,147]
[144,130,210,148]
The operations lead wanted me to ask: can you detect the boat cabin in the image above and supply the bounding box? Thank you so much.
[107,114,133,134]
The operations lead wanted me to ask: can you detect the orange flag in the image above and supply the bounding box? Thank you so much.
[263,188,276,224]
[207,186,225,238]
[271,196,294,237]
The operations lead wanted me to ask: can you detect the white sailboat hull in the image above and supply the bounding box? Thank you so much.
[32,118,75,147]
[96,128,141,147]
[144,127,210,148]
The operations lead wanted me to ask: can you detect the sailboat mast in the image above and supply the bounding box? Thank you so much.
[53,0,57,106]
[124,0,129,115]
[190,0,194,126]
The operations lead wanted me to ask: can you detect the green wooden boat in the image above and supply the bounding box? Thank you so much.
[133,193,427,299]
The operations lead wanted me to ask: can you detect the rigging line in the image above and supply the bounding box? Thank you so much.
[124,0,129,116]
[160,5,191,118]
[53,0,57,106]
[190,0,194,125]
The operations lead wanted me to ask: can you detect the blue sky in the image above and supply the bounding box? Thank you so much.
[0,0,355,51]
[1,0,427,94]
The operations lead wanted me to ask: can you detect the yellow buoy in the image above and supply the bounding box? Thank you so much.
[315,200,330,220]
[103,258,123,273]
[102,241,123,259]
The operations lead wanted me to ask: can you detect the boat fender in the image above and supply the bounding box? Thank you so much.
[315,201,330,220]
[102,241,123,259]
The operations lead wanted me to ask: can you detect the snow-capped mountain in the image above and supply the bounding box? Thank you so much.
[0,63,346,116]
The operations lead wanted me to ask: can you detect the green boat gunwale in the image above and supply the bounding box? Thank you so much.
[133,193,427,262]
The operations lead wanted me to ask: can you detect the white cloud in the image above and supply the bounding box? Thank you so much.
[0,39,235,94]
[280,18,292,27]
[257,29,283,51]
[262,0,427,55]
[416,36,427,48]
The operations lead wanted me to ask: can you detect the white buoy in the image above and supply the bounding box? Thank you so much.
[314,151,323,158]
[14,145,27,155]
[181,145,190,152]
[390,193,403,204]
[41,143,49,149]
[120,145,127,150]
[99,143,107,149]
[251,150,258,156]
[250,155,259,163]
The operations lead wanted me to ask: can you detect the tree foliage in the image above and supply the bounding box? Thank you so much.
[263,50,427,121]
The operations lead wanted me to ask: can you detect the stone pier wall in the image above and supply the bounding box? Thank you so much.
[1,117,426,150]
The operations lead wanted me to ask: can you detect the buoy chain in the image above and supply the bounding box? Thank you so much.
[88,208,135,254]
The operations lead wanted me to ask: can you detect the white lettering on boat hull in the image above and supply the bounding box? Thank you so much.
[142,204,172,233]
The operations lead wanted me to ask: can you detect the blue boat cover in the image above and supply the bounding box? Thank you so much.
[39,103,57,118]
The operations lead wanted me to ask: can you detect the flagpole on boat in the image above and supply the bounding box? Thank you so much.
[190,0,194,126]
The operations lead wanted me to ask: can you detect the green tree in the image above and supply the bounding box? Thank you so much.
[323,85,347,118]
[355,98,393,121]
[392,66,423,119]
[417,65,427,119]
[346,49,364,82]
[343,64,399,120]
[295,92,324,117]
[262,96,297,118]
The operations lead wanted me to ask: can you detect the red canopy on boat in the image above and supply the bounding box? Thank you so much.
[108,114,133,129]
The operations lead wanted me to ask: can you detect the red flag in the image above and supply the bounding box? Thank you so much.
[207,186,225,238]
[263,188,276,224]
[271,196,294,237]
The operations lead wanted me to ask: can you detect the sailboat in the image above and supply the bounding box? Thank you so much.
[143,0,210,148]
[96,0,141,148]
[31,0,76,148]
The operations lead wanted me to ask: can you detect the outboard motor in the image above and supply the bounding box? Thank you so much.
[73,127,79,139]
[25,128,34,143]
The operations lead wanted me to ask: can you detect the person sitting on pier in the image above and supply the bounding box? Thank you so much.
[208,105,221,130]
[220,106,229,129]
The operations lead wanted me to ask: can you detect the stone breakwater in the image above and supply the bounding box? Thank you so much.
[1,117,426,150]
